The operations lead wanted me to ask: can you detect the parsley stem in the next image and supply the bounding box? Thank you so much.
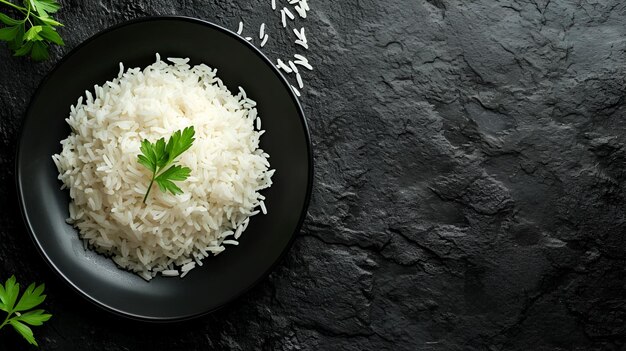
[21,1,31,25]
[0,0,27,12]
[0,315,9,330]
[142,174,156,204]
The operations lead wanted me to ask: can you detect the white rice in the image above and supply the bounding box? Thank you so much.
[294,54,313,70]
[162,270,179,277]
[261,34,269,47]
[271,0,276,10]
[294,53,307,62]
[299,28,306,41]
[234,225,243,239]
[241,217,250,232]
[294,28,308,50]
[277,59,292,73]
[293,27,304,41]
[237,21,243,35]
[52,55,274,280]
[291,85,301,97]
[288,60,299,73]
[296,72,304,89]
[295,4,307,18]
[260,23,266,39]
[181,262,196,272]
[284,7,295,20]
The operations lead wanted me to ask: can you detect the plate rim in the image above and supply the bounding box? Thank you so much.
[14,15,314,322]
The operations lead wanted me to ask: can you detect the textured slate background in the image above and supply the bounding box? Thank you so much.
[1,0,626,350]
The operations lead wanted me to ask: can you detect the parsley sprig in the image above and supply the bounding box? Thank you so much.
[0,276,52,347]
[137,126,195,204]
[0,0,64,61]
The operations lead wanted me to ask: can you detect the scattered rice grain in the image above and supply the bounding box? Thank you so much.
[288,60,299,73]
[237,21,243,35]
[277,59,293,73]
[296,73,304,89]
[291,85,301,96]
[284,7,294,20]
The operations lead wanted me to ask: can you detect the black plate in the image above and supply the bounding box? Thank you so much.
[16,17,312,321]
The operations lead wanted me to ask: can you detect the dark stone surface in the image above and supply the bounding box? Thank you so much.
[1,0,625,350]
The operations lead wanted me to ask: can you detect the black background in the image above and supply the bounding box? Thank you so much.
[1,0,625,350]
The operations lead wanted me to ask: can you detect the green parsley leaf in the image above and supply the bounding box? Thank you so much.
[0,25,18,41]
[38,26,62,45]
[24,25,43,41]
[1,276,20,312]
[0,286,5,312]
[30,40,47,60]
[154,137,169,168]
[0,0,64,60]
[137,154,155,173]
[8,22,25,49]
[10,320,37,346]
[37,15,62,27]
[14,282,46,312]
[15,309,52,326]
[0,276,52,347]
[155,165,192,195]
[165,126,196,163]
[155,178,184,195]
[13,40,32,56]
[0,13,19,25]
[137,127,195,204]
[158,165,192,182]
[31,0,59,14]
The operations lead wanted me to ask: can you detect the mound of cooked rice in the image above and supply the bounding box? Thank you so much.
[52,54,274,281]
